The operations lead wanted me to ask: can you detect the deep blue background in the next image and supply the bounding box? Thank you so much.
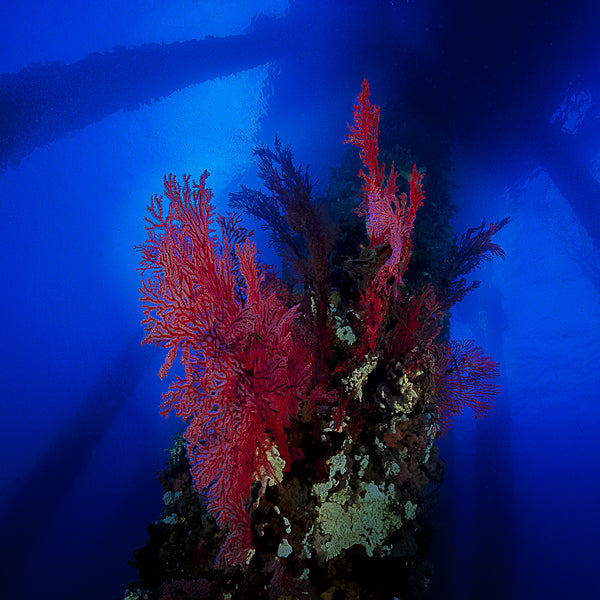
[1,1,599,599]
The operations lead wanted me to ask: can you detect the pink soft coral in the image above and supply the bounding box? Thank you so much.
[345,79,425,297]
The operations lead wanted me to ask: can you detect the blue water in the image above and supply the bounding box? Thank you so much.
[1,1,599,598]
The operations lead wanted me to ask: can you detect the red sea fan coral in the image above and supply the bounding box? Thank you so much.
[385,283,444,366]
[433,339,500,436]
[137,173,312,567]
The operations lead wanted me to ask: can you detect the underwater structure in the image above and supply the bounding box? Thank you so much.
[122,80,507,600]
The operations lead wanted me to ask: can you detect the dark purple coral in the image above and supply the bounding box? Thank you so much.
[228,137,339,388]
[438,217,511,311]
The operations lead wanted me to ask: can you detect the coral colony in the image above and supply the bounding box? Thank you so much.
[128,80,509,599]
